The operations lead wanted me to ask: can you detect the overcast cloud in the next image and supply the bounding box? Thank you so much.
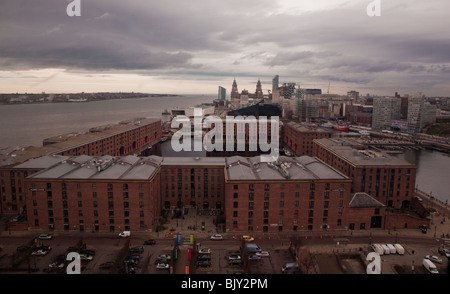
[0,0,449,96]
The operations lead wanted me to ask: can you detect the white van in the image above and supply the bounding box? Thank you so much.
[394,244,404,255]
[386,244,396,254]
[371,244,384,256]
[381,244,390,255]
[423,258,439,274]
[119,231,131,237]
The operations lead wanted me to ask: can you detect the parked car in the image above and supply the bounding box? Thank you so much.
[38,234,52,240]
[228,259,242,265]
[118,231,131,237]
[228,254,241,260]
[156,263,169,269]
[129,246,144,254]
[198,248,211,254]
[79,254,94,261]
[438,247,450,258]
[419,225,428,234]
[425,255,443,264]
[144,239,156,245]
[210,234,223,240]
[197,254,211,261]
[49,262,65,269]
[157,254,171,261]
[249,255,261,261]
[99,262,115,269]
[155,254,171,264]
[124,254,140,265]
[31,249,48,256]
[256,251,270,257]
[201,222,205,230]
[242,235,254,242]
[197,261,211,267]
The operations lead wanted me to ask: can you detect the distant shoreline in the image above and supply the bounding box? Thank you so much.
[0,93,180,105]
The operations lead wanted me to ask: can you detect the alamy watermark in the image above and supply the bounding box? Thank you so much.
[171,108,279,162]
[66,0,81,17]
[366,252,381,274]
[66,252,81,274]
[367,0,381,17]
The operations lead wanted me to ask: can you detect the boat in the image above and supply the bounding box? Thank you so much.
[320,122,334,129]
[333,121,349,132]
[68,98,88,102]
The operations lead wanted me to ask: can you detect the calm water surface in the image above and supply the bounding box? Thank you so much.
[0,95,212,148]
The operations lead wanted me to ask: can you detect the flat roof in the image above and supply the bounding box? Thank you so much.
[314,138,415,167]
[285,121,333,133]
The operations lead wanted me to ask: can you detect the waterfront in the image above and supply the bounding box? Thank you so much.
[394,149,450,204]
[0,95,212,148]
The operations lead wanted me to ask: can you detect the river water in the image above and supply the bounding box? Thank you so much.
[1,96,449,203]
[393,149,450,204]
[0,95,212,148]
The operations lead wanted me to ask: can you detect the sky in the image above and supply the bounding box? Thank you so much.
[0,0,450,97]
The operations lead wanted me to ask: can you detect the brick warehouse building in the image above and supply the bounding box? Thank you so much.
[24,155,162,232]
[0,117,162,215]
[283,121,332,156]
[7,153,425,233]
[313,138,417,210]
[224,156,352,232]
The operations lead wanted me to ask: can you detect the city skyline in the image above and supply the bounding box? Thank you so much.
[1,0,450,96]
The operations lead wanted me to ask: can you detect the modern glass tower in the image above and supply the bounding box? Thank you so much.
[218,86,226,100]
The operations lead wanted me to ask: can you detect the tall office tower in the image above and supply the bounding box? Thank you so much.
[272,75,279,93]
[218,86,226,101]
[372,97,401,129]
[407,96,436,133]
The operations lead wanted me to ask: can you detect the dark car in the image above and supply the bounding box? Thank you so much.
[419,225,428,233]
[197,261,211,267]
[124,254,140,265]
[228,259,242,265]
[144,239,156,245]
[80,249,95,256]
[197,254,211,261]
[129,246,144,254]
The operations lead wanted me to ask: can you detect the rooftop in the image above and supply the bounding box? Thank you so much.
[349,192,385,208]
[314,138,415,167]
[285,121,333,134]
[29,155,162,181]
[226,155,349,181]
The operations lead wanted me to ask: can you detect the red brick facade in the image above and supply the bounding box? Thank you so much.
[224,180,352,232]
[313,139,417,210]
[25,177,160,232]
[283,122,332,156]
